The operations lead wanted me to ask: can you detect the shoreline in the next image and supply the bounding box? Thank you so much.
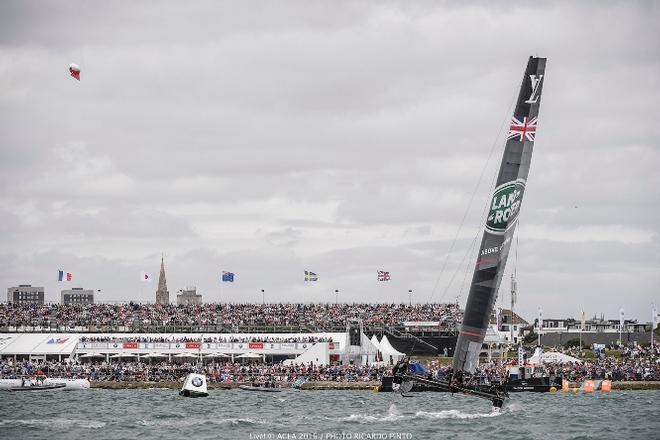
[89,380,660,391]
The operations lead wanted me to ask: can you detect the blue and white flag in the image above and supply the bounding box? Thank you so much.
[304,271,318,282]
[58,270,72,282]
[222,271,235,282]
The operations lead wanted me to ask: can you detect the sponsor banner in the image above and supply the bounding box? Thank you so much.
[296,343,310,350]
[123,342,138,349]
[281,343,296,350]
[186,342,201,349]
[233,343,246,350]
[217,343,232,349]
[248,342,264,350]
[328,342,335,350]
[110,342,121,349]
[485,178,526,235]
[154,343,169,349]
[203,343,215,350]
[264,343,280,350]
[173,342,183,349]
[139,343,151,349]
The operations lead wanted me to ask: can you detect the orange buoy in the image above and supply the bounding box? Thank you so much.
[584,380,595,393]
[601,380,612,392]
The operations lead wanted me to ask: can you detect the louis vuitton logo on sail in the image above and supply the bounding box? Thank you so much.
[485,178,526,235]
[524,74,543,104]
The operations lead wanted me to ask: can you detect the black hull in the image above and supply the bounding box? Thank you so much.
[507,377,562,393]
[10,384,67,392]
[179,389,208,398]
[381,375,562,393]
[238,385,282,392]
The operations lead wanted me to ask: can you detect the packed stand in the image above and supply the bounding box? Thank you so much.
[0,359,387,384]
[0,303,462,331]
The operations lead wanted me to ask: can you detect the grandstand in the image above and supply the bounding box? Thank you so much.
[0,303,462,360]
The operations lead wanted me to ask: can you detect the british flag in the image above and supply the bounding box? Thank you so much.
[377,271,391,281]
[507,115,538,142]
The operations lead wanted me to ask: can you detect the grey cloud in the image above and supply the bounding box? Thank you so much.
[0,1,658,320]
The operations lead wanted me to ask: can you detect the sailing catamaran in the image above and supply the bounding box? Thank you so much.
[393,56,547,408]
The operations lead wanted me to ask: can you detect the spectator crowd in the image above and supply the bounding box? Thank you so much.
[0,358,387,384]
[0,302,462,330]
[1,343,657,384]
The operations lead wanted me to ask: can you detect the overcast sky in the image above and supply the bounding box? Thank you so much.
[1,1,658,322]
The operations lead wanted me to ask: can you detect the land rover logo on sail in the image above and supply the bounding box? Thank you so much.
[486,179,526,235]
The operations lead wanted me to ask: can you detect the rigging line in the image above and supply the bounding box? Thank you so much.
[440,160,500,303]
[428,93,517,303]
[455,160,500,303]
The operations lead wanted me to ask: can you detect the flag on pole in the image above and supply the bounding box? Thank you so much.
[377,271,391,281]
[57,270,72,282]
[580,310,586,331]
[304,271,318,282]
[652,303,657,328]
[140,271,152,282]
[537,307,543,331]
[619,308,625,329]
[222,271,235,282]
[496,308,503,331]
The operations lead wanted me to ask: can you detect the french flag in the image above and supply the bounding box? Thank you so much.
[58,270,73,282]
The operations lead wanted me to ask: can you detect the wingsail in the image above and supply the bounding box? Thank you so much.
[453,56,547,373]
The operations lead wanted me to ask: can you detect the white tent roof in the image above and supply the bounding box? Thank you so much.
[109,353,138,358]
[173,352,199,358]
[237,352,262,358]
[379,335,406,357]
[203,352,230,358]
[142,352,168,358]
[370,335,383,353]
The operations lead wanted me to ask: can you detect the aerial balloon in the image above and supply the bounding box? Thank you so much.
[69,63,80,81]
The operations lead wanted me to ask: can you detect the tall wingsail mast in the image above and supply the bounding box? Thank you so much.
[453,57,547,373]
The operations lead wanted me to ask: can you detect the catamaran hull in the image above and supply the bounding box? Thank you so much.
[381,375,561,393]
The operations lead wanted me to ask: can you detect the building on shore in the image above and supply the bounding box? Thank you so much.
[490,309,529,344]
[7,285,44,305]
[524,315,654,346]
[155,256,169,305]
[61,287,95,305]
[177,286,202,305]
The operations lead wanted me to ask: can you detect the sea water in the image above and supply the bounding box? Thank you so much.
[0,389,658,440]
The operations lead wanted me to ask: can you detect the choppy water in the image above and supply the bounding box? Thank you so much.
[1,389,658,440]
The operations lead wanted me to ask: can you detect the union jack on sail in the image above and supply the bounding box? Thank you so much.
[507,116,538,142]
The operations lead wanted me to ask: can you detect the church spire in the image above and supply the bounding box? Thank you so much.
[156,254,169,305]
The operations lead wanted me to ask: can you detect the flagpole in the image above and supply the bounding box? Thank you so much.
[651,303,656,349]
[219,269,224,304]
[619,308,624,347]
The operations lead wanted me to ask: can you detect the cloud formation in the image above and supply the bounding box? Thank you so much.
[1,1,658,322]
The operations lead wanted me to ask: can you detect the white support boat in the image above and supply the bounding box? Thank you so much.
[0,377,90,391]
